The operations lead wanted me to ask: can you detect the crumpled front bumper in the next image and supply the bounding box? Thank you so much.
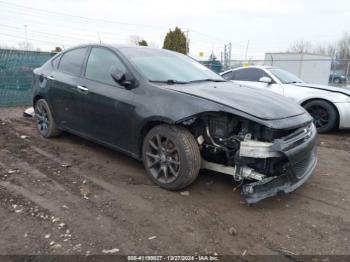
[242,123,318,204]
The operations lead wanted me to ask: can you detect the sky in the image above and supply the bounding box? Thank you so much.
[0,0,349,60]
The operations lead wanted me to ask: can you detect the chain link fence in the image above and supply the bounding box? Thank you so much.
[0,49,54,106]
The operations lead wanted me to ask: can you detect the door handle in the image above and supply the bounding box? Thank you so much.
[46,75,55,80]
[77,85,89,92]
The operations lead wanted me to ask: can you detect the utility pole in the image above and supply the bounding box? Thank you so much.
[228,42,232,69]
[222,43,232,70]
[224,44,227,70]
[97,32,102,44]
[244,40,250,61]
[331,51,338,83]
[24,24,29,50]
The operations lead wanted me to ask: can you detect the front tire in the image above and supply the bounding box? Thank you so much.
[304,100,338,133]
[142,124,201,190]
[34,99,61,138]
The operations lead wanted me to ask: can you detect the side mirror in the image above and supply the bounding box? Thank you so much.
[110,69,136,89]
[259,76,272,84]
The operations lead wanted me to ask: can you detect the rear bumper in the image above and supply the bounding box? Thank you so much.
[334,102,350,129]
[242,124,317,204]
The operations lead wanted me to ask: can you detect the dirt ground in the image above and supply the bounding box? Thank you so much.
[0,107,350,256]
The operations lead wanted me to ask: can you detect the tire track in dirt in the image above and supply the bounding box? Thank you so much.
[0,152,143,254]
[1,121,248,254]
[0,186,55,255]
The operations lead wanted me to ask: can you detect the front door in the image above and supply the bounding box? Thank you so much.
[76,47,135,149]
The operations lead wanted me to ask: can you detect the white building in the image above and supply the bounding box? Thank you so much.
[264,52,332,85]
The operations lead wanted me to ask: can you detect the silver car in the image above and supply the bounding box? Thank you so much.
[221,66,350,133]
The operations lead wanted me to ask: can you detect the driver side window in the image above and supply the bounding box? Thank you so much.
[85,47,126,86]
[233,68,269,82]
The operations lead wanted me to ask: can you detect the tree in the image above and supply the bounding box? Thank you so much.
[51,46,62,53]
[128,35,142,45]
[287,40,312,53]
[163,27,188,54]
[18,41,33,51]
[0,43,17,50]
[337,33,350,59]
[138,39,148,46]
[128,35,149,46]
[310,43,337,57]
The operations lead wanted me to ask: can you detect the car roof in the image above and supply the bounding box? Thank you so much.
[220,65,275,75]
[233,65,274,71]
[60,43,162,53]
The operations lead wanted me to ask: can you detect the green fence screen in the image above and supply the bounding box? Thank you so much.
[0,49,53,106]
[200,60,222,73]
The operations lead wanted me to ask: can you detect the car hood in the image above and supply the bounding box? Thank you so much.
[293,83,350,96]
[166,81,306,120]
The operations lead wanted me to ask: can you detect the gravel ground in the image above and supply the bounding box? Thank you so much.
[0,107,350,256]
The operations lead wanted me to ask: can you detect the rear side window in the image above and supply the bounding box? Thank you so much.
[85,47,126,86]
[58,47,88,75]
[233,68,269,82]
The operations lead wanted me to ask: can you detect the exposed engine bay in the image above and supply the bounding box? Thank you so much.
[180,112,317,203]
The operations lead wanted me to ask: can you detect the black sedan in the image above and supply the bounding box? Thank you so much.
[32,44,317,203]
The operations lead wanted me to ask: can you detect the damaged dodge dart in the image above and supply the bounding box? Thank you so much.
[32,44,317,203]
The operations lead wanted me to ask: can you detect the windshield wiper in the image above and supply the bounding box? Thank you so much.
[285,81,303,84]
[188,79,227,83]
[150,78,226,85]
[150,79,189,84]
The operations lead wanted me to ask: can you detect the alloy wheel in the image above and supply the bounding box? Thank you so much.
[307,105,329,129]
[144,134,180,184]
[35,101,49,136]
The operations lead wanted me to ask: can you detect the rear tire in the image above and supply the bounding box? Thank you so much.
[303,100,338,133]
[142,124,201,190]
[34,99,61,138]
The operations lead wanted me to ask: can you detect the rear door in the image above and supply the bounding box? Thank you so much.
[76,46,135,148]
[227,68,284,95]
[48,47,88,131]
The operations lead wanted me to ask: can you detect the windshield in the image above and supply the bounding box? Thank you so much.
[269,68,304,84]
[119,47,224,83]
